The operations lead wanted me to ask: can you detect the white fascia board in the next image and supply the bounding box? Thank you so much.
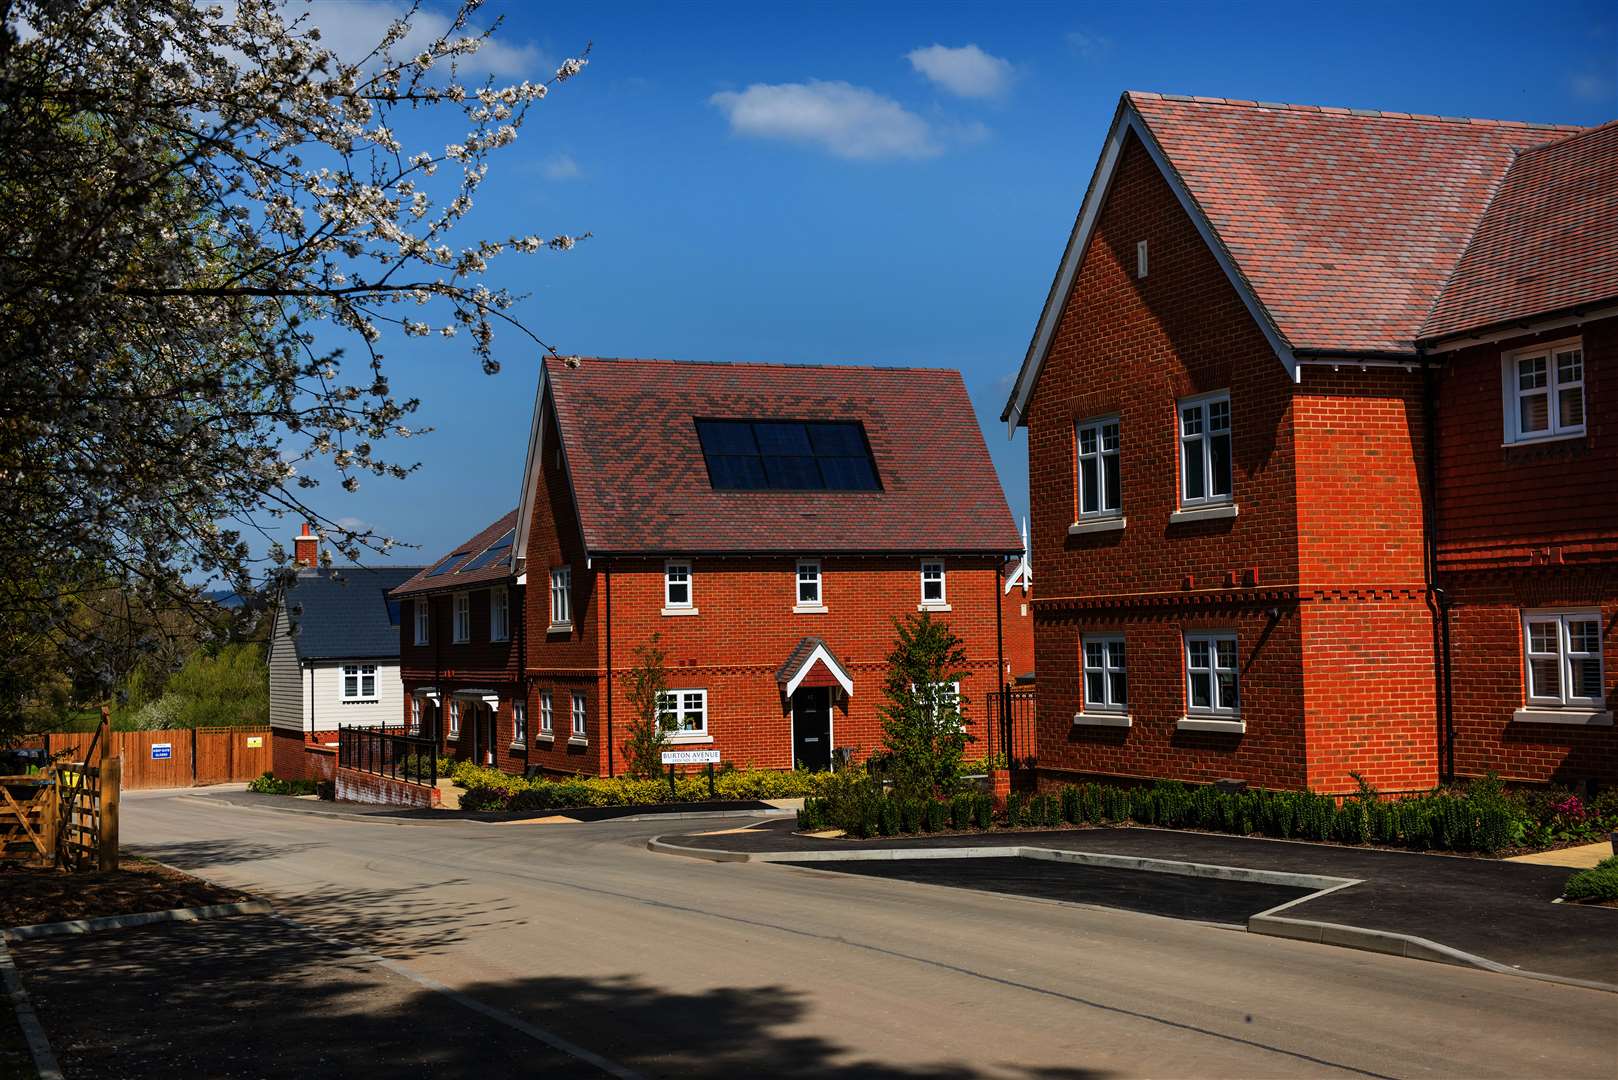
[1002,104,1297,435]
[784,644,854,698]
[511,363,551,570]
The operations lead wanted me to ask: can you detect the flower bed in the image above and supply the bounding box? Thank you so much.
[798,773,1618,856]
[447,761,848,813]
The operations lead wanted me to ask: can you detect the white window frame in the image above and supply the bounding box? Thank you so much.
[795,560,824,611]
[448,697,461,737]
[1075,416,1122,519]
[663,560,695,615]
[341,663,377,702]
[1136,239,1148,279]
[413,598,429,646]
[1177,391,1233,509]
[1182,631,1240,721]
[489,586,510,642]
[550,566,572,629]
[511,699,527,746]
[409,696,421,733]
[1503,338,1585,444]
[919,560,949,611]
[1522,610,1604,709]
[1081,635,1128,714]
[452,591,471,643]
[658,689,709,738]
[570,691,587,740]
[539,689,554,735]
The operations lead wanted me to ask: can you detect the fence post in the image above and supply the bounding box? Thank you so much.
[99,756,121,872]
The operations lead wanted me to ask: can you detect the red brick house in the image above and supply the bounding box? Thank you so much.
[400,358,1021,776]
[391,510,526,771]
[1003,93,1615,794]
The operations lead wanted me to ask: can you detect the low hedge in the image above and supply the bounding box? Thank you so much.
[1563,855,1618,903]
[247,771,317,797]
[803,774,1543,853]
[447,760,849,813]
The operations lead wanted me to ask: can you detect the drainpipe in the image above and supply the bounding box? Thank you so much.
[433,595,443,745]
[1420,352,1456,783]
[604,560,614,778]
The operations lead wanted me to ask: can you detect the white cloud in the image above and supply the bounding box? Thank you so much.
[1569,71,1615,103]
[334,515,376,534]
[293,1,547,78]
[905,44,1013,99]
[1065,30,1114,60]
[709,80,940,160]
[543,153,582,179]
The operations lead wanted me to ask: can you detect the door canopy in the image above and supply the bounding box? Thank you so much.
[776,637,853,699]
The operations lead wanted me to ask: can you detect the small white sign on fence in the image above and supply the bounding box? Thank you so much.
[660,748,721,765]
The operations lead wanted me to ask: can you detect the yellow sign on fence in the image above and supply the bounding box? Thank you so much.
[246,736,264,749]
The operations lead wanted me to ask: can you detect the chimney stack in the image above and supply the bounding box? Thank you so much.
[293,523,320,569]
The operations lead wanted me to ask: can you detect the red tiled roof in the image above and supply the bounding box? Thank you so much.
[1422,120,1618,340]
[545,358,1021,556]
[392,509,518,598]
[1127,92,1581,353]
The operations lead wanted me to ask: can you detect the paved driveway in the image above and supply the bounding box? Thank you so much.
[85,788,1618,1078]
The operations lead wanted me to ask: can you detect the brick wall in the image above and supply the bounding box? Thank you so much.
[335,766,441,808]
[271,727,340,782]
[1002,576,1035,682]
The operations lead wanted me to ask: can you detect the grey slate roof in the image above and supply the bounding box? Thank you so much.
[279,566,424,662]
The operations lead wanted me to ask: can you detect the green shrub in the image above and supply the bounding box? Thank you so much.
[246,771,315,796]
[924,800,950,832]
[950,793,975,830]
[1563,856,1618,902]
[879,798,901,837]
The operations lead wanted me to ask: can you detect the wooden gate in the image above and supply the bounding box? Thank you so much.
[194,726,272,784]
[2,719,121,870]
[0,776,57,863]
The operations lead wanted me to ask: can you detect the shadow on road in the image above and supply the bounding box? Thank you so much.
[10,915,1113,1079]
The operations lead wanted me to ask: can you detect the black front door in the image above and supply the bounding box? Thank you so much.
[792,687,832,771]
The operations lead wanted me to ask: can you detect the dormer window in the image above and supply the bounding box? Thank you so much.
[1504,339,1584,444]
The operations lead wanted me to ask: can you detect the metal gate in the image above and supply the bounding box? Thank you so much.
[985,685,1036,770]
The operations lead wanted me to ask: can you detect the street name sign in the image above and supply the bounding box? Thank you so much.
[660,749,720,764]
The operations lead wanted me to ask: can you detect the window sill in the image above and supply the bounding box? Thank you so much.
[547,622,573,635]
[491,636,510,644]
[340,699,379,705]
[567,735,589,747]
[451,638,469,645]
[1177,715,1245,734]
[1512,708,1612,727]
[917,603,953,613]
[661,606,699,617]
[667,733,714,745]
[509,742,527,752]
[1502,431,1585,449]
[1169,504,1238,525]
[1069,516,1125,536]
[793,604,829,614]
[413,639,429,648]
[1073,712,1131,728]
[535,734,555,745]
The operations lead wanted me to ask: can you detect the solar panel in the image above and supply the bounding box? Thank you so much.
[425,551,469,577]
[695,420,880,492]
[458,529,515,573]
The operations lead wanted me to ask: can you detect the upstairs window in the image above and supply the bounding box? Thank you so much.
[1505,340,1584,443]
[920,561,947,608]
[1185,632,1239,716]
[658,689,709,736]
[1082,636,1128,712]
[512,700,527,745]
[1179,393,1232,507]
[1523,611,1604,708]
[550,566,572,627]
[665,561,692,609]
[1076,418,1121,518]
[414,599,429,646]
[490,587,510,642]
[695,419,880,491]
[796,560,822,607]
[452,592,471,643]
[571,692,587,737]
[539,689,554,734]
[342,664,377,702]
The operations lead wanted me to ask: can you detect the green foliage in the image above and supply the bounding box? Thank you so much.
[620,634,672,780]
[247,771,315,796]
[878,612,972,800]
[124,644,268,729]
[1562,856,1618,903]
[452,762,848,813]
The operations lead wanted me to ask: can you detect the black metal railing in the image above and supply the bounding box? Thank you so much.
[337,725,439,785]
[985,685,1037,771]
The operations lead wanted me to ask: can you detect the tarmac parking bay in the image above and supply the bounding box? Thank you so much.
[780,855,1317,924]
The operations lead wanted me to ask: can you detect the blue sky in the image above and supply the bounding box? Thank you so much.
[292,0,1616,568]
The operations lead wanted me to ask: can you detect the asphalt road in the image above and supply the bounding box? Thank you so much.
[111,788,1617,1079]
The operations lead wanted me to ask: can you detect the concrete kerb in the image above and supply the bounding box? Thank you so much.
[0,938,63,1080]
[647,835,1618,993]
[2,900,275,943]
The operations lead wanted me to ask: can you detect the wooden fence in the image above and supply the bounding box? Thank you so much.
[2,719,120,870]
[27,726,271,790]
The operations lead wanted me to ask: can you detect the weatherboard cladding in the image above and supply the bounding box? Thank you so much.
[543,357,1022,556]
[392,509,520,598]
[1422,120,1618,340]
[281,566,423,661]
[1125,92,1581,354]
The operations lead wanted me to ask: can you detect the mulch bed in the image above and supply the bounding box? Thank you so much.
[0,857,250,930]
